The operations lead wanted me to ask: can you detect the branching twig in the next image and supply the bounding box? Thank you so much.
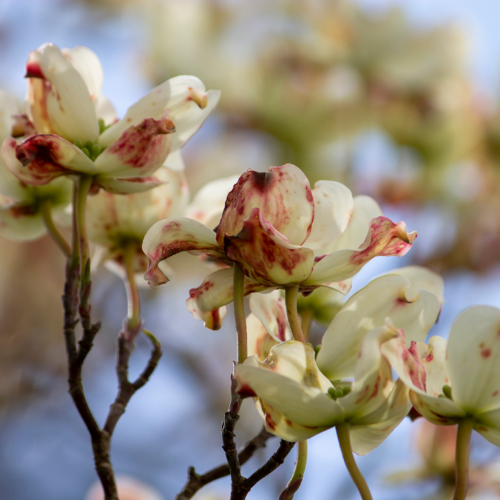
[175,426,274,500]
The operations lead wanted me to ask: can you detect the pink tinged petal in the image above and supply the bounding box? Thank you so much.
[305,181,353,250]
[62,46,103,99]
[186,175,239,229]
[0,202,46,241]
[247,314,279,361]
[224,208,315,286]
[317,274,440,381]
[249,290,292,342]
[418,337,452,397]
[234,345,343,428]
[217,164,315,247]
[95,117,175,178]
[256,399,331,441]
[3,135,96,186]
[340,323,399,420]
[447,305,500,414]
[323,195,383,254]
[26,43,99,142]
[306,216,416,285]
[142,217,226,286]
[349,379,411,455]
[98,75,217,148]
[94,176,165,194]
[186,268,269,330]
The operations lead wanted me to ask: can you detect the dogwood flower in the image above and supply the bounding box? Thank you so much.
[1,43,220,194]
[234,269,442,451]
[87,165,188,274]
[383,305,500,447]
[143,163,417,329]
[0,89,72,241]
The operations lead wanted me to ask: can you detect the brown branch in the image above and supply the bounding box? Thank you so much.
[104,326,163,437]
[175,426,274,500]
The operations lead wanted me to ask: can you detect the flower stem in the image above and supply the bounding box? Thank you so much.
[39,198,71,257]
[280,440,307,500]
[300,309,314,342]
[123,240,141,330]
[233,264,247,364]
[74,174,92,289]
[285,286,305,343]
[70,182,80,270]
[453,419,474,500]
[336,423,373,500]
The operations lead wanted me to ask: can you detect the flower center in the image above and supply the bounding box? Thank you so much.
[74,139,105,161]
[327,380,352,400]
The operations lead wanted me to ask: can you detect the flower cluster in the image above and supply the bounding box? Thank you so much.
[2,40,499,500]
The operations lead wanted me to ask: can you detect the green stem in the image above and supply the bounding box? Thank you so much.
[285,286,305,343]
[233,264,247,364]
[39,198,71,257]
[300,309,314,343]
[280,440,307,499]
[70,181,80,270]
[75,174,92,289]
[336,423,373,500]
[123,240,141,330]
[453,419,474,500]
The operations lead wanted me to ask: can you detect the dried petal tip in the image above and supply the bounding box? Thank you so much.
[187,87,208,109]
[25,62,44,79]
[144,264,169,287]
[161,115,176,134]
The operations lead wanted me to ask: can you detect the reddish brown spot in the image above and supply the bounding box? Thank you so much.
[25,62,45,79]
[314,255,326,263]
[478,426,488,432]
[492,390,499,397]
[425,354,434,362]
[9,204,37,218]
[366,373,382,402]
[284,418,293,426]
[189,280,214,299]
[237,383,257,399]
[481,348,492,358]
[265,413,277,431]
[396,297,410,306]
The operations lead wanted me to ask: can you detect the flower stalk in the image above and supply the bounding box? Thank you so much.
[233,264,248,364]
[280,440,307,500]
[123,240,141,332]
[336,423,373,500]
[285,286,305,343]
[453,419,474,500]
[39,198,71,257]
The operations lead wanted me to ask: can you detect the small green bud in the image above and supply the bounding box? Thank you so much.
[98,118,106,134]
[81,147,90,158]
[442,385,453,400]
[314,345,321,358]
[335,388,344,399]
[85,140,94,150]
[342,386,351,396]
[327,387,338,400]
[91,144,101,160]
[306,342,314,349]
[74,140,83,149]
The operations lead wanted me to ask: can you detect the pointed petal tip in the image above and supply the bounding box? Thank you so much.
[144,265,169,287]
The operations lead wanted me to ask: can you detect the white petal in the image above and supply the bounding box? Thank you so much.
[447,306,500,414]
[384,266,444,305]
[186,267,268,330]
[99,76,218,148]
[163,149,185,172]
[142,217,225,286]
[317,274,440,381]
[186,174,239,229]
[93,176,165,195]
[322,195,382,253]
[247,314,279,361]
[234,345,342,428]
[26,43,99,142]
[349,380,410,456]
[62,46,103,99]
[249,290,292,342]
[93,95,118,126]
[0,202,46,241]
[0,89,19,142]
[305,181,353,250]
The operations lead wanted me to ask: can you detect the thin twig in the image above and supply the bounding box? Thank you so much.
[175,426,274,500]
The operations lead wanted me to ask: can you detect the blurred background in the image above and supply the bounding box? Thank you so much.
[1,0,500,499]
